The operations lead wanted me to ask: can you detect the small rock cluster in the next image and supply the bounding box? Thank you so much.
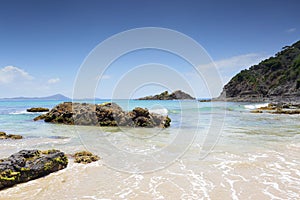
[0,132,22,140]
[34,102,171,128]
[73,151,100,164]
[250,103,300,114]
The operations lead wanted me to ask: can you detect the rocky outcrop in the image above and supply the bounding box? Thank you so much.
[27,107,49,112]
[138,90,195,100]
[73,151,100,164]
[0,149,68,190]
[0,132,22,140]
[250,103,300,114]
[34,102,171,128]
[216,40,300,102]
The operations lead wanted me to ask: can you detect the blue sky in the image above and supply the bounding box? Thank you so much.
[0,0,299,98]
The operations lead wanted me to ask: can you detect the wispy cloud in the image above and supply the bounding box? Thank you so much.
[0,66,33,84]
[199,53,268,71]
[47,78,60,84]
[286,28,296,33]
[196,53,269,84]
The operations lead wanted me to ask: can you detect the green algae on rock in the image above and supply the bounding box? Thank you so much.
[73,151,100,164]
[0,132,22,140]
[0,149,68,190]
[34,102,171,128]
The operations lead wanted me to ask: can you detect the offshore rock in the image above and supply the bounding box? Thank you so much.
[26,107,49,112]
[34,102,171,128]
[138,90,195,100]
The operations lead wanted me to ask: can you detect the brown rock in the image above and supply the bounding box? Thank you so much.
[73,151,100,164]
[0,132,22,140]
[27,107,49,112]
[34,102,171,128]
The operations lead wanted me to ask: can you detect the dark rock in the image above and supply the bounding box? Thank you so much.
[73,151,100,164]
[199,99,212,102]
[27,107,49,112]
[34,102,171,128]
[0,132,23,140]
[138,90,195,100]
[0,149,68,190]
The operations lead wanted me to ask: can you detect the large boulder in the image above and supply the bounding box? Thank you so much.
[0,149,68,190]
[34,102,171,128]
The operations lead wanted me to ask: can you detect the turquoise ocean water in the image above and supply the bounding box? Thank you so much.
[0,100,299,199]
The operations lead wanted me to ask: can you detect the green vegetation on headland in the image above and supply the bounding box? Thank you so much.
[216,40,300,102]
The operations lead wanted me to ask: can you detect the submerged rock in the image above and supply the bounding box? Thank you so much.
[0,132,22,140]
[34,102,171,128]
[0,149,68,190]
[73,151,100,164]
[27,107,49,112]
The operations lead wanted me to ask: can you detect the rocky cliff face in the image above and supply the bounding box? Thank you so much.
[216,40,300,102]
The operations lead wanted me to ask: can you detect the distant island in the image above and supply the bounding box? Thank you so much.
[216,40,300,102]
[1,94,70,101]
[138,90,195,100]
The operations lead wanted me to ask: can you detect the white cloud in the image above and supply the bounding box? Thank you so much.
[286,28,296,33]
[199,53,268,71]
[47,78,60,84]
[0,66,33,84]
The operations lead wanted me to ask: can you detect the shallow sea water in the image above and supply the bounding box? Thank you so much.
[0,100,299,199]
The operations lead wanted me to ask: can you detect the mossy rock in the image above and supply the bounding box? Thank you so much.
[0,149,68,190]
[0,132,23,140]
[73,151,100,164]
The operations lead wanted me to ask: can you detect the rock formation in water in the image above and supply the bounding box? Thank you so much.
[27,107,49,112]
[250,102,300,114]
[138,90,195,100]
[34,102,171,128]
[0,149,68,190]
[0,132,22,140]
[216,40,300,102]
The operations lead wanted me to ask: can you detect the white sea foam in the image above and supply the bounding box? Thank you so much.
[244,103,269,110]
[149,108,168,115]
[9,110,44,115]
